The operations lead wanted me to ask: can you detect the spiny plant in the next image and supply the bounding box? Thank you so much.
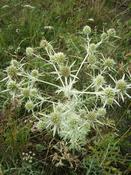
[1,25,131,151]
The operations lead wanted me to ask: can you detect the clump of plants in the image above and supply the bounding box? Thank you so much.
[1,25,131,154]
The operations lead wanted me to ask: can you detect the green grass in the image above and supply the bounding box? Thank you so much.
[0,0,131,174]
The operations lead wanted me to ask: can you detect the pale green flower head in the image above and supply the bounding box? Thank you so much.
[116,79,127,93]
[22,88,30,97]
[107,28,116,37]
[83,25,91,35]
[40,39,49,48]
[26,47,34,57]
[104,87,115,99]
[89,43,97,53]
[104,58,115,69]
[59,65,71,77]
[50,52,66,65]
[31,69,39,78]
[93,74,105,90]
[7,65,18,78]
[88,55,96,65]
[50,112,61,125]
[7,80,19,92]
[40,39,53,53]
[101,32,108,41]
[86,111,97,121]
[36,120,45,131]
[97,108,106,117]
[102,87,116,105]
[10,59,19,68]
[25,100,34,111]
[30,88,38,97]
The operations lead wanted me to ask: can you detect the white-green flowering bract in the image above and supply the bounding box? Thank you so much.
[1,26,131,150]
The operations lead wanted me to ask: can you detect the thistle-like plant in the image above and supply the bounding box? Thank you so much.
[1,26,131,150]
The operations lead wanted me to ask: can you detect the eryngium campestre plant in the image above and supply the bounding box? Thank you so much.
[1,26,131,150]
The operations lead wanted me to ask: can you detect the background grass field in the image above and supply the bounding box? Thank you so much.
[0,0,131,174]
